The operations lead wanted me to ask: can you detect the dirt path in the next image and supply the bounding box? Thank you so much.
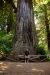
[0,61,50,75]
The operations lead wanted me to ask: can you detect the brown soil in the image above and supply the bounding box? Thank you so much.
[0,61,50,75]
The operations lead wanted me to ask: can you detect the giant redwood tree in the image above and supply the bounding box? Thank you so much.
[11,0,37,58]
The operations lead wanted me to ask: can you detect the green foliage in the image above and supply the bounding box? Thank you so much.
[0,31,13,56]
[47,58,50,61]
[36,45,47,55]
[34,0,50,52]
[36,45,48,59]
[0,0,16,58]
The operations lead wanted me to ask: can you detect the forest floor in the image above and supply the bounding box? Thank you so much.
[0,61,50,75]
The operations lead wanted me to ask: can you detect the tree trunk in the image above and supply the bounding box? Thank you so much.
[45,13,50,50]
[7,4,13,33]
[11,0,37,58]
[44,5,50,50]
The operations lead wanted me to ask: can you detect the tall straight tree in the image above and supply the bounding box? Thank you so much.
[7,4,13,33]
[11,0,37,58]
[44,4,50,50]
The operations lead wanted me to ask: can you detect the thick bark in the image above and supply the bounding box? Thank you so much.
[12,0,37,57]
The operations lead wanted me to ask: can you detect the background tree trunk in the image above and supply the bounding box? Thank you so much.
[44,5,50,50]
[12,0,37,58]
[7,4,13,33]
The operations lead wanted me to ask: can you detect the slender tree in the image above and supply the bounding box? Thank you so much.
[7,4,13,33]
[44,4,50,50]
